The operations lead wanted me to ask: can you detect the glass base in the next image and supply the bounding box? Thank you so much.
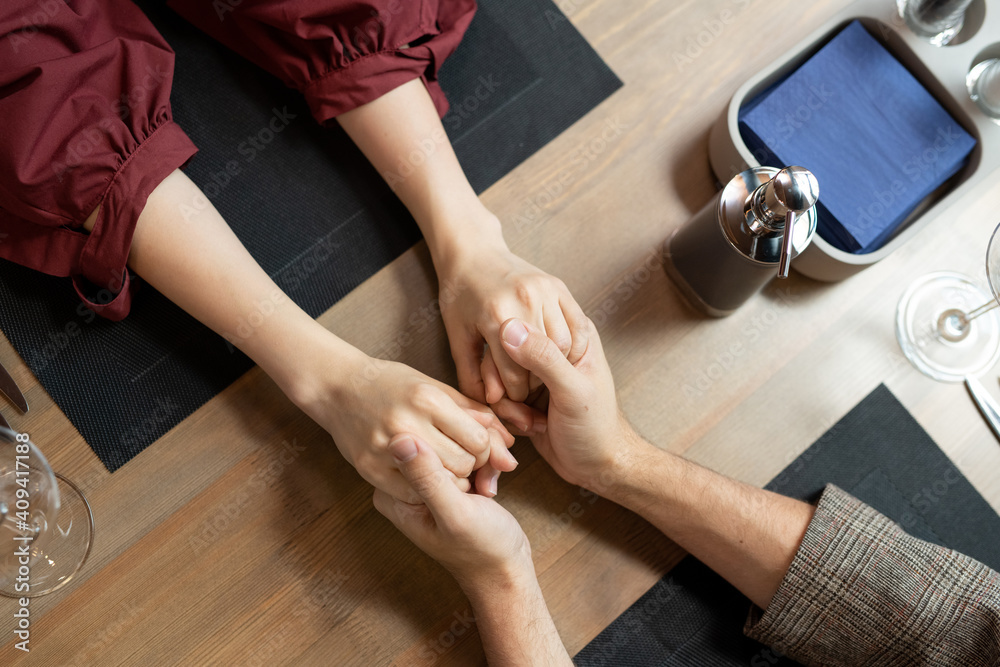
[0,473,94,598]
[898,0,964,46]
[896,272,1000,382]
[967,59,1000,124]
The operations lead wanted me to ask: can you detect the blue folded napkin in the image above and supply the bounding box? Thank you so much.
[739,21,976,254]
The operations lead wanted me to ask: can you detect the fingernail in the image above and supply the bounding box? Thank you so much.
[513,420,530,433]
[505,448,518,468]
[389,436,418,463]
[503,320,529,347]
[531,419,547,435]
[489,470,500,496]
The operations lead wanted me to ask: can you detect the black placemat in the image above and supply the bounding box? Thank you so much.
[0,0,622,471]
[575,384,1000,667]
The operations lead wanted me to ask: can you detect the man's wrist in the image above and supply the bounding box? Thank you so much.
[596,426,675,510]
[456,556,540,609]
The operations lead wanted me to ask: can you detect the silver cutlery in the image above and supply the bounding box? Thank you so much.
[0,359,27,414]
[965,375,1000,443]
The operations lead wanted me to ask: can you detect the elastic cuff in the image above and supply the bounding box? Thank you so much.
[71,270,134,323]
[75,119,197,320]
[302,47,438,124]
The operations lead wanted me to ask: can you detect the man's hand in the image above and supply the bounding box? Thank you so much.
[438,239,589,407]
[293,353,517,503]
[376,434,573,666]
[495,319,817,612]
[492,317,648,492]
[373,434,533,587]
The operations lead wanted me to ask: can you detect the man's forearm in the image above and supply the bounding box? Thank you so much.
[460,564,572,667]
[336,77,506,270]
[603,436,815,610]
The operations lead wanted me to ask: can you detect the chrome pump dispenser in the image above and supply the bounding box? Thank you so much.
[664,166,819,316]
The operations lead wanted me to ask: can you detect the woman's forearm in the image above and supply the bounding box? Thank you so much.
[336,78,590,405]
[91,169,364,398]
[336,77,506,270]
[88,169,510,501]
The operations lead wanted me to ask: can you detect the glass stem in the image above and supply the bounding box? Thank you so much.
[965,299,1000,324]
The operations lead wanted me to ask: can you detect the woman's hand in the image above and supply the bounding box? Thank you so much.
[436,228,589,409]
[335,80,586,412]
[127,171,519,505]
[290,349,517,503]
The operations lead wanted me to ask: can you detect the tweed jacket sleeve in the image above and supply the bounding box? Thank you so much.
[744,484,1000,666]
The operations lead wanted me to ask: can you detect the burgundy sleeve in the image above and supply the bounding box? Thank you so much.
[0,0,197,320]
[166,0,476,124]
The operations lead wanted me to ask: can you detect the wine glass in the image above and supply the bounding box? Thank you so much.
[0,427,94,597]
[897,0,974,47]
[896,221,1000,382]
[967,58,1000,124]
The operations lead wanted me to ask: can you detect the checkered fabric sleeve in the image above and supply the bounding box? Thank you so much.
[744,484,1000,666]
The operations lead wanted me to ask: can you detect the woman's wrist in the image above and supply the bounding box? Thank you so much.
[421,205,508,277]
[259,318,370,414]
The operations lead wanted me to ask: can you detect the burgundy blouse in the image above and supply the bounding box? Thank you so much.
[0,0,475,319]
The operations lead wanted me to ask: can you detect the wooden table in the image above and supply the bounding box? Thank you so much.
[3,0,1000,663]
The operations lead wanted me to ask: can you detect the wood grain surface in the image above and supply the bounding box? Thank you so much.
[3,0,1000,664]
